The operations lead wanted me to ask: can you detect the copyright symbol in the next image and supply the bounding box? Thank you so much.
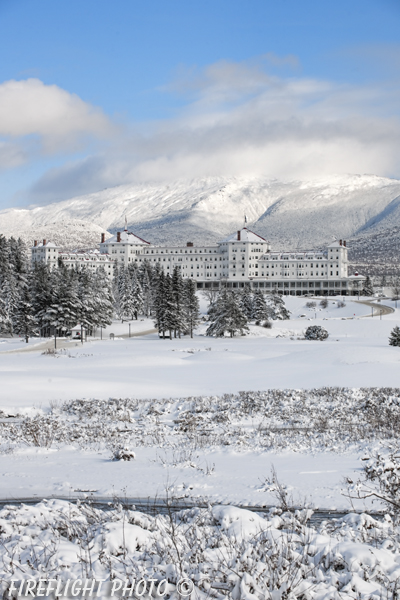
[176,578,194,596]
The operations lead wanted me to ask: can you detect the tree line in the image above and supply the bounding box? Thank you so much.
[0,236,201,341]
[0,235,291,342]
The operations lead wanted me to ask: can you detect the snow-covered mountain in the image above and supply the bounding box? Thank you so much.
[1,175,400,262]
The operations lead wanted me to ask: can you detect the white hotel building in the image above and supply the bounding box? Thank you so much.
[31,226,363,295]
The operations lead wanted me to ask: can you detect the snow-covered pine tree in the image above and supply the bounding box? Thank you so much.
[1,272,19,335]
[266,293,291,320]
[0,291,9,335]
[116,266,136,321]
[252,289,270,324]
[389,325,400,347]
[206,290,249,337]
[153,272,176,338]
[171,266,187,338]
[239,285,253,319]
[0,235,10,286]
[362,275,374,296]
[92,267,114,330]
[184,278,200,338]
[78,268,98,334]
[154,271,168,338]
[31,262,53,335]
[130,268,143,320]
[138,260,153,317]
[43,266,81,335]
[13,274,38,342]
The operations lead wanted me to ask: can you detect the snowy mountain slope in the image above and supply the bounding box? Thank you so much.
[0,218,109,251]
[1,174,400,256]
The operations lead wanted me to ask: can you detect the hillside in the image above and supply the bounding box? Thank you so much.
[1,174,400,267]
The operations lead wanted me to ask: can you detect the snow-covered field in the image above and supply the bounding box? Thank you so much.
[0,295,399,598]
[0,296,397,507]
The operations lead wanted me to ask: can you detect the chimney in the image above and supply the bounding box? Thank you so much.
[43,239,46,246]
[101,233,105,244]
[34,240,37,247]
[237,230,241,241]
[343,240,346,247]
[187,242,193,247]
[117,232,121,242]
[339,239,342,246]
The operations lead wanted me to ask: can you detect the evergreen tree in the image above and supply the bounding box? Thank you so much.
[389,325,400,347]
[0,292,10,335]
[239,286,253,319]
[138,261,153,317]
[13,274,38,342]
[362,275,374,296]
[1,272,19,335]
[130,269,143,320]
[78,268,97,334]
[92,268,114,330]
[184,278,200,338]
[31,263,53,335]
[206,290,249,338]
[252,289,270,324]
[116,266,137,321]
[43,266,80,335]
[265,293,291,320]
[171,266,186,337]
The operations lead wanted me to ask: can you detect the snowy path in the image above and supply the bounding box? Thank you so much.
[355,299,395,317]
[0,328,158,354]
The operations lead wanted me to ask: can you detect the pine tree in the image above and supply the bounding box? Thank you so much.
[116,266,137,321]
[1,272,19,335]
[171,266,186,338]
[154,272,171,338]
[31,263,53,335]
[0,292,10,335]
[184,279,200,338]
[13,275,38,342]
[206,290,249,337]
[389,326,400,347]
[239,286,253,319]
[43,266,81,335]
[265,293,291,320]
[362,275,374,296]
[92,267,114,330]
[252,289,270,324]
[78,268,97,334]
[130,269,143,320]
[138,261,153,317]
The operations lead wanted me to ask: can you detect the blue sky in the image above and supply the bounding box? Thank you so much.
[0,0,400,208]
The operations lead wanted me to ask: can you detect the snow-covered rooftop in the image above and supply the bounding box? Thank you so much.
[222,228,268,243]
[105,230,150,245]
[33,241,59,248]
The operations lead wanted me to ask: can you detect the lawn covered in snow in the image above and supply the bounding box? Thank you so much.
[0,296,398,512]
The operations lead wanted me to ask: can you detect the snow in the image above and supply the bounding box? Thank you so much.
[1,498,400,598]
[1,174,400,251]
[0,296,398,514]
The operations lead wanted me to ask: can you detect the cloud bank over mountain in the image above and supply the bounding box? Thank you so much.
[2,54,399,206]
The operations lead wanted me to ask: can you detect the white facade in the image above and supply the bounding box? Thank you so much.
[31,239,114,275]
[31,227,362,295]
[98,226,356,295]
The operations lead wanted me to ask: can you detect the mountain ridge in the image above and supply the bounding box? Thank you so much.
[1,175,400,268]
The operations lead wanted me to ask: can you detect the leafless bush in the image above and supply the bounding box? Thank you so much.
[17,416,65,448]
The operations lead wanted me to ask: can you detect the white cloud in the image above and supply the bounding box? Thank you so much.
[0,78,116,166]
[12,58,400,203]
